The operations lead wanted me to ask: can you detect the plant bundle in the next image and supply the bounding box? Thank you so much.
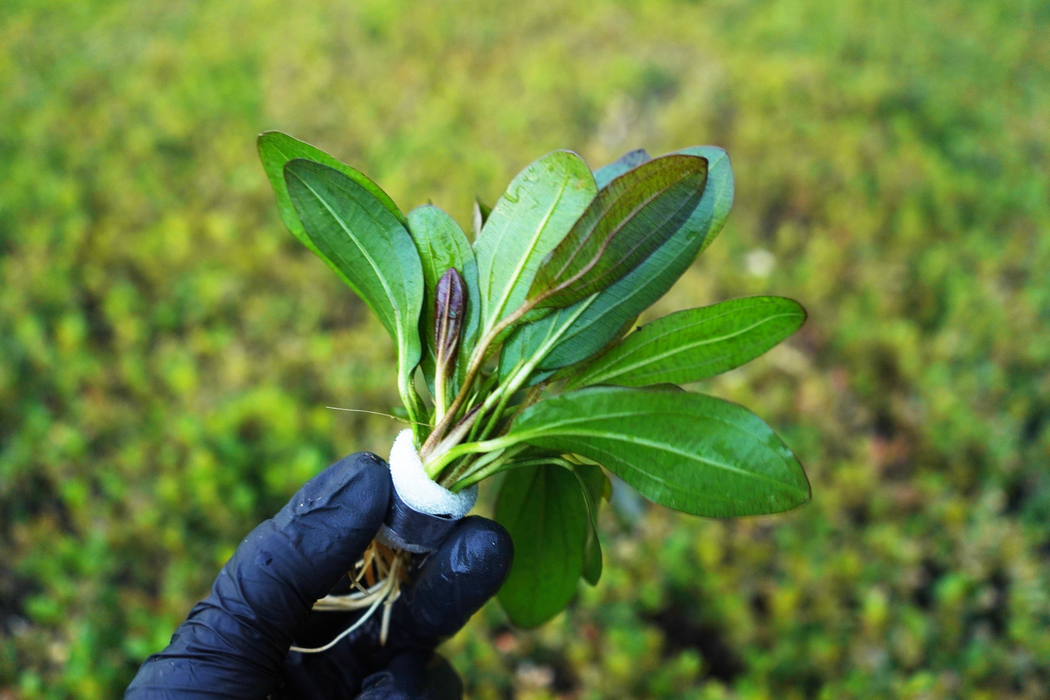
[259,132,810,633]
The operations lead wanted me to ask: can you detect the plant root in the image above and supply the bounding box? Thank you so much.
[289,541,411,653]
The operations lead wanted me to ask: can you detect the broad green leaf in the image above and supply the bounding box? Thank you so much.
[258,132,407,266]
[573,461,608,586]
[527,155,708,310]
[507,147,734,374]
[406,205,481,390]
[284,159,424,409]
[568,296,806,389]
[501,386,810,517]
[593,148,651,189]
[496,463,588,627]
[473,151,596,339]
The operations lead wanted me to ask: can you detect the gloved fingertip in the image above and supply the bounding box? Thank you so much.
[444,517,514,587]
[274,451,391,549]
[255,451,392,611]
[398,516,513,640]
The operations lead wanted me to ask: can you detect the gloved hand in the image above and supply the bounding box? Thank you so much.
[125,452,513,699]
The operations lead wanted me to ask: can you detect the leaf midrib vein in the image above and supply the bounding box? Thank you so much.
[548,164,700,290]
[486,171,575,331]
[513,403,798,491]
[295,171,405,346]
[589,311,802,383]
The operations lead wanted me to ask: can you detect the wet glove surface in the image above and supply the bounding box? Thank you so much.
[125,452,513,700]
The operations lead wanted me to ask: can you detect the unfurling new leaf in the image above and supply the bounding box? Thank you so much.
[434,268,466,371]
[406,205,480,397]
[433,268,466,413]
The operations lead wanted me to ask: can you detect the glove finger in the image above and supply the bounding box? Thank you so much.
[394,516,513,644]
[127,452,391,699]
[357,651,462,700]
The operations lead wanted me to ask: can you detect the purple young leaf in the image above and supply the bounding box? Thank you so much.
[434,268,466,376]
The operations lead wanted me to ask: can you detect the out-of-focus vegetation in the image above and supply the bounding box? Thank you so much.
[1,0,1048,697]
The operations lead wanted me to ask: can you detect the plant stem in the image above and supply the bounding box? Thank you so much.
[419,302,536,456]
[398,369,427,439]
[507,381,548,424]
[433,363,449,423]
[420,293,596,477]
[422,435,518,479]
[477,376,518,440]
[473,296,595,443]
[449,444,530,491]
[420,406,480,468]
[440,445,509,489]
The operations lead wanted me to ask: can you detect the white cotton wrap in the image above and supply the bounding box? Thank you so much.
[388,428,477,518]
[375,429,477,553]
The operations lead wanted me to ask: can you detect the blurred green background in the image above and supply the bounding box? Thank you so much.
[2,0,1049,697]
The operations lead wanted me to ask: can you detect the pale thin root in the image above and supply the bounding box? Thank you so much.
[288,594,385,654]
[312,590,386,611]
[290,555,402,654]
[379,587,400,646]
[361,546,377,587]
[311,577,387,611]
[349,557,369,593]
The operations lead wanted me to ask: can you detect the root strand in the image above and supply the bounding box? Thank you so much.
[291,543,410,653]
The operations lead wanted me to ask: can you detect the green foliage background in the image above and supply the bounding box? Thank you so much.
[2,0,1049,697]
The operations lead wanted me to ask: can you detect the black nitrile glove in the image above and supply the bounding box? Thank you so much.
[126,452,513,700]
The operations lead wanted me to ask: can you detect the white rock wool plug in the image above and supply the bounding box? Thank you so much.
[388,428,477,518]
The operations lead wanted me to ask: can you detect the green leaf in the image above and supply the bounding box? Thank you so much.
[284,159,424,412]
[473,151,596,339]
[527,154,708,310]
[258,132,407,261]
[573,461,608,585]
[501,386,810,517]
[568,296,806,389]
[507,147,735,374]
[406,205,481,391]
[496,463,588,627]
[593,148,651,189]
